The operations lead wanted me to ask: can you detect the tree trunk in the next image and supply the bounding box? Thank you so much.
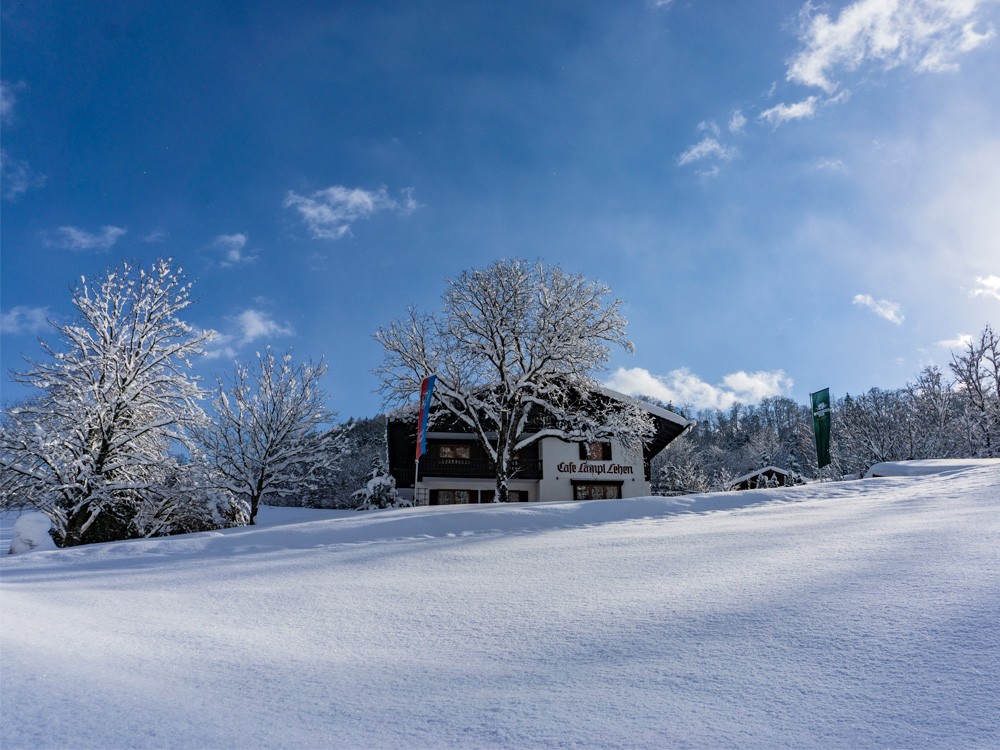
[494,473,509,503]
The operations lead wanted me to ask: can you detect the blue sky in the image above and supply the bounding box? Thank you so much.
[2,0,999,419]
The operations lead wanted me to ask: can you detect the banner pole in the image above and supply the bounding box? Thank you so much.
[810,387,832,469]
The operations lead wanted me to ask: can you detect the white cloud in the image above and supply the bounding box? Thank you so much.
[936,333,973,348]
[203,309,295,360]
[697,120,721,136]
[142,227,168,243]
[606,366,793,410]
[212,233,257,267]
[43,225,127,251]
[815,157,848,173]
[728,109,747,133]
[971,274,1000,301]
[0,80,17,124]
[284,185,418,240]
[1,149,45,201]
[853,293,905,324]
[788,0,996,93]
[677,137,737,166]
[234,309,293,343]
[0,306,50,335]
[759,96,819,125]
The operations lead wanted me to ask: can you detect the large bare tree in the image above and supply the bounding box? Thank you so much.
[374,258,651,502]
[950,324,1000,457]
[0,259,213,546]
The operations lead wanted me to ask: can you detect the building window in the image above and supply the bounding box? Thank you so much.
[480,489,528,503]
[430,489,474,505]
[438,443,472,460]
[573,482,622,500]
[579,441,612,461]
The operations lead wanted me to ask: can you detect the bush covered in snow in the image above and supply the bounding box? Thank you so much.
[8,512,57,554]
[353,463,407,510]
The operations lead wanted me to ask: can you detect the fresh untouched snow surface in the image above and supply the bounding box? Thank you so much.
[2,461,999,749]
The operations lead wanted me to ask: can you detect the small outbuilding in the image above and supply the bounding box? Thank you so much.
[729,466,799,491]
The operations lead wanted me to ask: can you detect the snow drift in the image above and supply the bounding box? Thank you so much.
[2,461,998,748]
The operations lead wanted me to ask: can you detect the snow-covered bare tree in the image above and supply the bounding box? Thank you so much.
[195,349,340,524]
[0,259,213,546]
[950,324,1000,457]
[904,366,966,458]
[374,258,652,502]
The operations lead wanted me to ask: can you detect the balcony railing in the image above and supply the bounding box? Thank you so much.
[395,456,543,486]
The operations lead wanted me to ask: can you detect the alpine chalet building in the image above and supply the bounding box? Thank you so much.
[387,390,695,504]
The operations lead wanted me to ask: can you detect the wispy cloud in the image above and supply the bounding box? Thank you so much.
[853,293,905,324]
[788,0,996,94]
[971,274,1000,301]
[284,185,418,240]
[142,227,168,243]
[606,366,793,410]
[0,305,50,335]
[0,83,46,201]
[677,137,737,167]
[0,80,18,124]
[697,120,721,136]
[759,96,819,126]
[233,309,292,343]
[936,333,972,349]
[204,309,295,360]
[728,109,747,133]
[1,149,46,201]
[42,225,127,251]
[212,233,257,267]
[815,157,848,173]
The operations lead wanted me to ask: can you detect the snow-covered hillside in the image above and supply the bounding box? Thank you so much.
[2,461,999,749]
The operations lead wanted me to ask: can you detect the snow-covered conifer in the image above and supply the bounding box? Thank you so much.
[353,462,403,510]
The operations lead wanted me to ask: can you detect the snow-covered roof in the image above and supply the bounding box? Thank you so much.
[597,386,696,430]
[729,466,795,486]
[387,384,696,431]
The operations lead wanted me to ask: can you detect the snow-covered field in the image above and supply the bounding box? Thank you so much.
[2,461,998,749]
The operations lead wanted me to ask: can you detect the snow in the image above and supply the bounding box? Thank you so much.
[2,463,999,748]
[6,512,56,554]
[865,457,1000,477]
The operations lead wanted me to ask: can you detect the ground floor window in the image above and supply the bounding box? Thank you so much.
[429,488,529,504]
[430,489,474,505]
[480,490,529,503]
[572,481,623,500]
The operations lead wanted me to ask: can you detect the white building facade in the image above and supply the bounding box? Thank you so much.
[387,394,694,505]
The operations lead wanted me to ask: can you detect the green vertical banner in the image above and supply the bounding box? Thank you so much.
[811,388,832,469]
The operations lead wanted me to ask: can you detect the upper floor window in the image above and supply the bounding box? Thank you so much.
[439,443,472,460]
[579,441,612,461]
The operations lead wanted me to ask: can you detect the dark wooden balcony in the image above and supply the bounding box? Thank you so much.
[394,455,543,487]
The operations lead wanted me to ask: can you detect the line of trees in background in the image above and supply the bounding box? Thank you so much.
[652,324,1000,493]
[2,258,997,547]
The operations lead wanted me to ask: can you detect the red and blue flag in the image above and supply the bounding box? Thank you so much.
[415,375,436,459]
